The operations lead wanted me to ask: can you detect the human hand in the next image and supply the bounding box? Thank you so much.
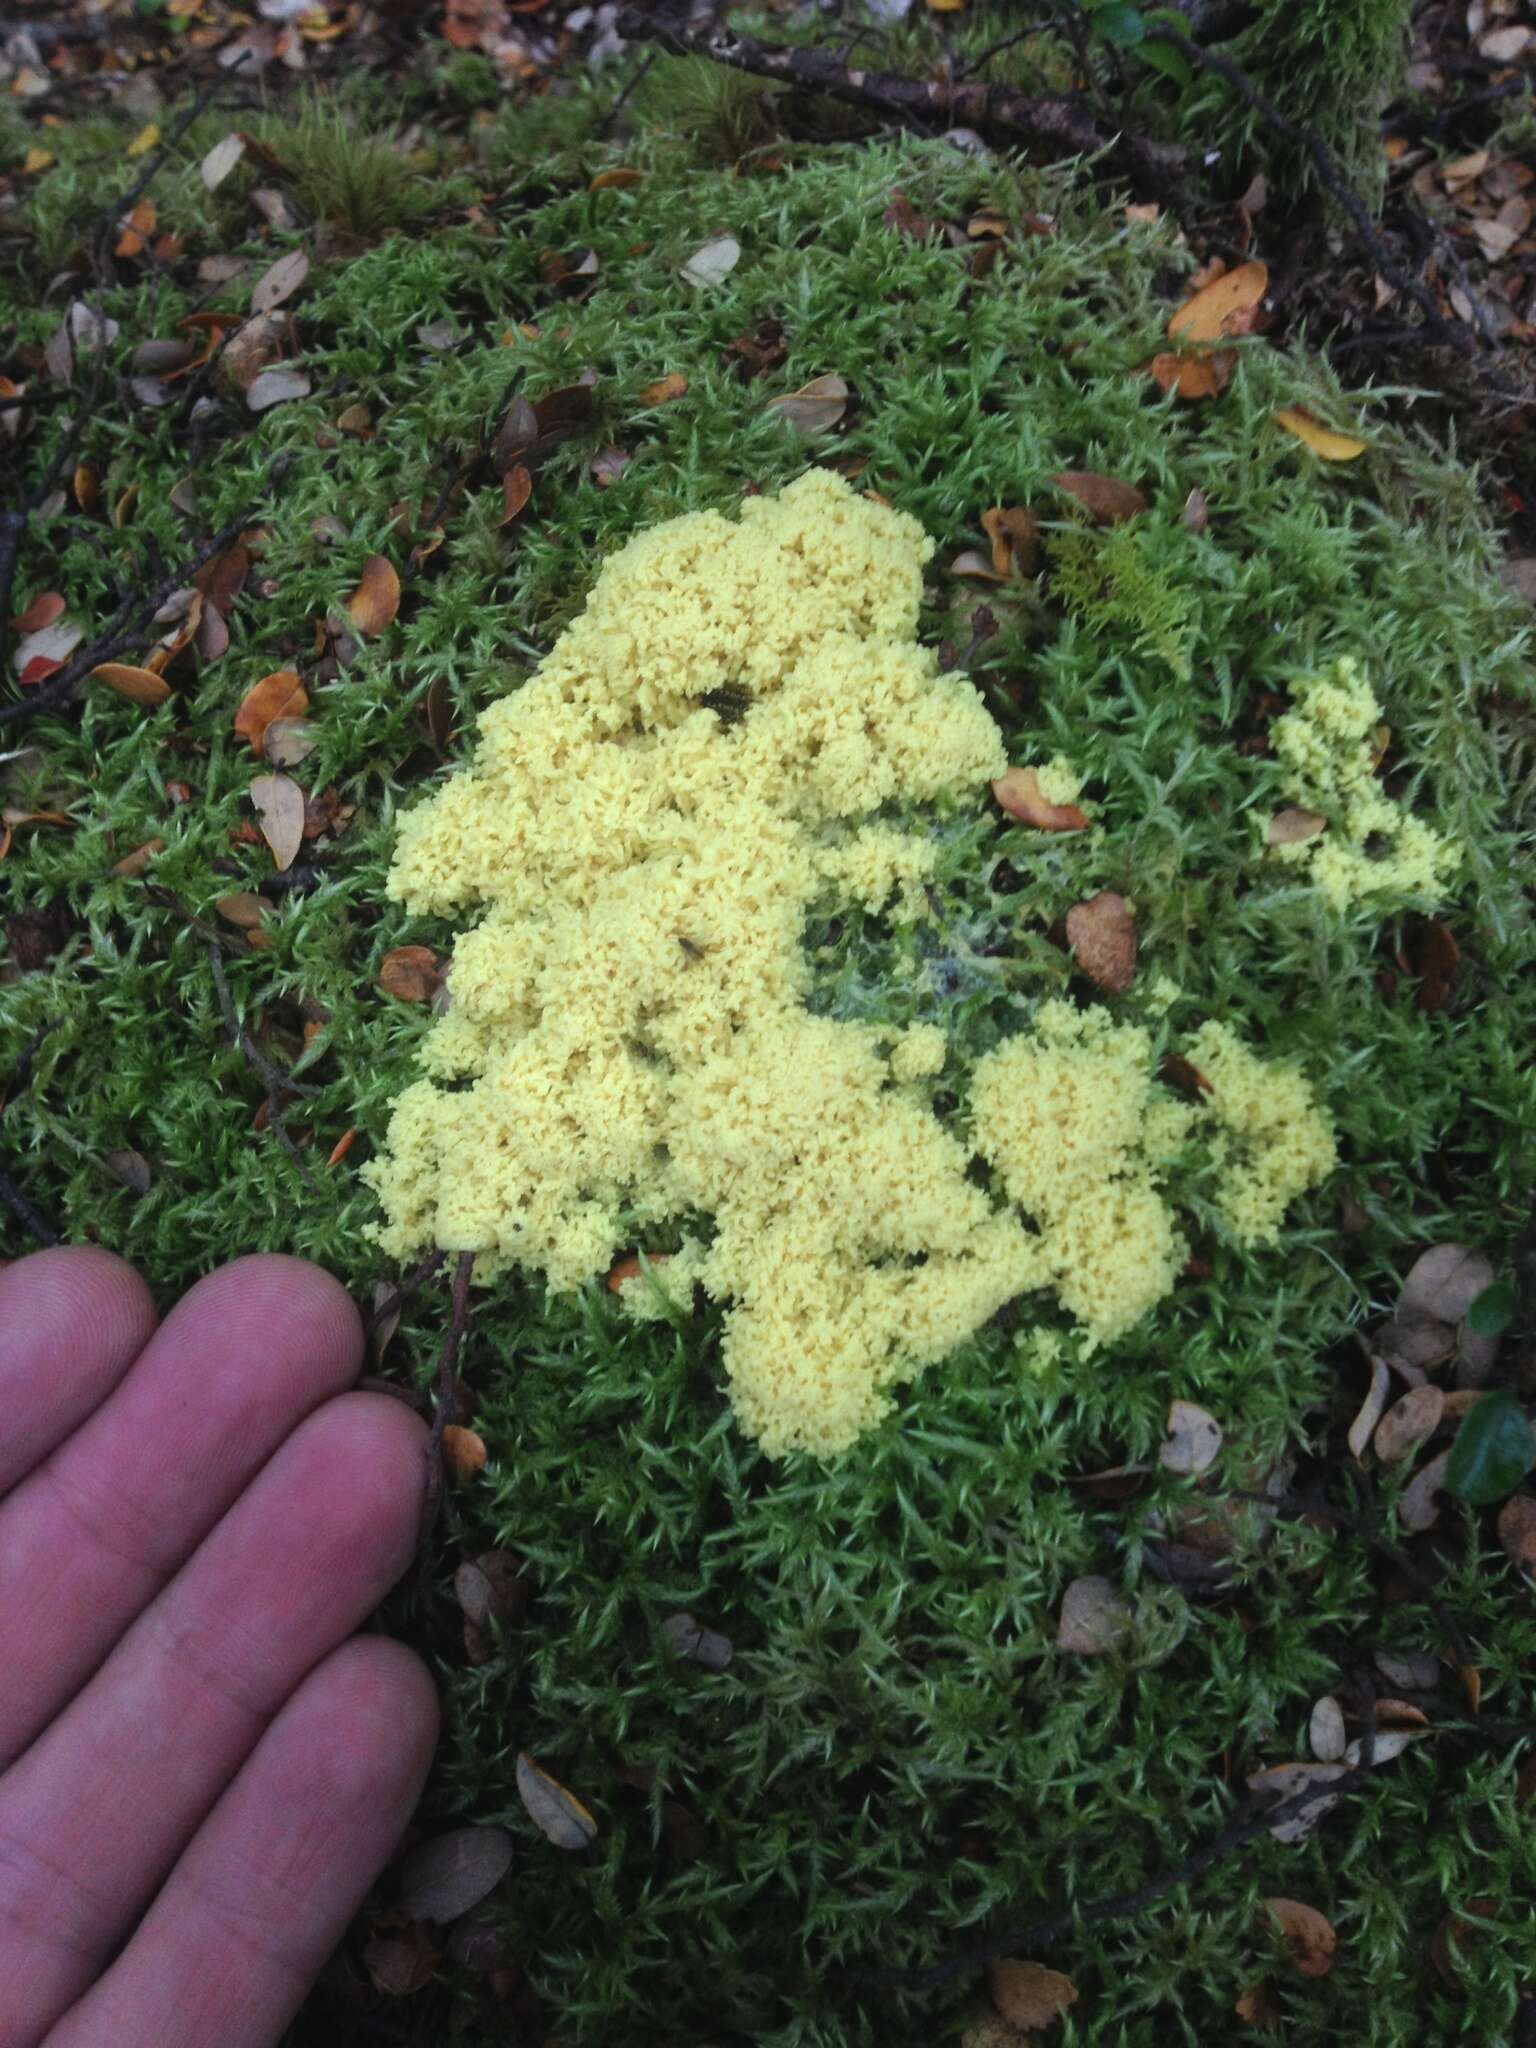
[0,1250,438,2048]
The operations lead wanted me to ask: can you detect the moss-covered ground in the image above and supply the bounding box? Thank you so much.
[3,43,1535,2048]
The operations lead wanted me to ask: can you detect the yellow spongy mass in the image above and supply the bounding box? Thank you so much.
[1269,657,1460,910]
[367,470,1337,1456]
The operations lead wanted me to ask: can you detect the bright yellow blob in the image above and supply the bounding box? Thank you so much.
[367,471,1336,1456]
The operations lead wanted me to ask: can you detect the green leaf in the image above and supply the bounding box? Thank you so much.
[1093,1,1146,47]
[1466,1280,1517,1338]
[1138,36,1194,85]
[1445,1389,1536,1507]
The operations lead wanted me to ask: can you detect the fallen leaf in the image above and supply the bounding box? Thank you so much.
[1412,919,1461,1013]
[1348,1355,1392,1463]
[1066,890,1138,994]
[1444,1386,1535,1506]
[988,1959,1079,2032]
[326,1128,357,1169]
[234,670,308,756]
[9,592,65,636]
[377,945,442,1003]
[22,147,53,174]
[1274,409,1367,461]
[127,123,161,158]
[264,718,319,767]
[1246,1760,1347,1842]
[1399,1448,1452,1533]
[1159,1398,1222,1476]
[1050,471,1146,523]
[1147,349,1234,399]
[346,555,401,638]
[246,366,312,411]
[103,1147,152,1195]
[114,199,156,259]
[1234,1982,1282,2029]
[364,1919,440,1997]
[220,312,285,390]
[661,1611,733,1671]
[1498,1495,1536,1573]
[215,891,268,930]
[455,1550,532,1628]
[399,1828,514,1924]
[251,248,310,315]
[200,132,246,190]
[1169,260,1268,342]
[1183,486,1209,534]
[1375,1648,1441,1691]
[992,767,1089,832]
[336,402,373,437]
[951,549,1007,582]
[110,837,164,879]
[590,444,632,488]
[1345,1729,1422,1769]
[682,235,740,288]
[1056,1574,1131,1655]
[1374,1383,1446,1464]
[1480,23,1533,59]
[515,1753,598,1851]
[1266,806,1328,847]
[249,771,306,871]
[14,616,83,678]
[589,166,643,190]
[766,373,849,433]
[90,663,172,708]
[640,372,688,404]
[1264,1897,1337,1978]
[1374,1697,1431,1730]
[1401,1245,1495,1326]
[981,505,1039,578]
[500,465,533,525]
[1308,1694,1347,1763]
[441,1424,487,1483]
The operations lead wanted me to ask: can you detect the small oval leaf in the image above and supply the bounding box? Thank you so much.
[515,1753,598,1851]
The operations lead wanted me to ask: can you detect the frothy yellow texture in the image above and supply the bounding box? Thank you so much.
[367,470,1335,1456]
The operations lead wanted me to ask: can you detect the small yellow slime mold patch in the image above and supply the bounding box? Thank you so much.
[1269,656,1460,910]
[367,471,1336,1456]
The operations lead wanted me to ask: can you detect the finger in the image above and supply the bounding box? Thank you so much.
[0,1391,427,2048]
[43,1637,437,2048]
[0,1255,363,1767]
[0,1249,158,1495]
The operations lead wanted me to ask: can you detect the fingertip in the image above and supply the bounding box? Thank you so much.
[172,1254,364,1378]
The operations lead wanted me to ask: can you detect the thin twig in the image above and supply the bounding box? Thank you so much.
[89,70,231,280]
[366,1246,449,1340]
[0,1020,61,1247]
[416,1250,477,1583]
[0,1169,58,1249]
[205,942,318,1189]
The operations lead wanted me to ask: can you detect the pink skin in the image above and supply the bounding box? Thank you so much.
[0,1250,439,2048]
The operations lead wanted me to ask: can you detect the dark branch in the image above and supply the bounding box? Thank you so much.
[416,1251,478,1582]
[0,1168,58,1250]
[205,942,317,1189]
[613,9,1187,192]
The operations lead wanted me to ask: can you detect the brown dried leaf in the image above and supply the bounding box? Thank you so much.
[110,837,164,879]
[90,663,172,708]
[1373,1383,1446,1464]
[249,772,306,872]
[951,549,1006,583]
[1273,409,1367,461]
[515,1752,598,1851]
[9,591,65,636]
[1159,1398,1222,1476]
[1234,1982,1282,2029]
[1184,489,1210,535]
[640,372,688,404]
[980,505,1039,578]
[347,555,401,637]
[1050,471,1146,524]
[441,1424,486,1483]
[589,166,643,191]
[1498,1494,1536,1573]
[500,464,533,525]
[251,247,310,316]
[1399,1449,1452,1534]
[1056,1575,1130,1655]
[263,719,319,768]
[398,1828,514,1925]
[245,365,311,412]
[1263,1897,1337,1979]
[993,767,1090,833]
[1246,1761,1347,1843]
[377,945,442,1004]
[1066,890,1138,994]
[215,891,268,930]
[1169,259,1268,342]
[103,1147,152,1194]
[1266,806,1328,847]
[1400,1244,1495,1326]
[1147,349,1234,400]
[234,670,308,757]
[988,1959,1079,2032]
[766,373,849,434]
[364,1920,440,1997]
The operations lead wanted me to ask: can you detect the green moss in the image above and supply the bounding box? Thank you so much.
[3,95,1534,2048]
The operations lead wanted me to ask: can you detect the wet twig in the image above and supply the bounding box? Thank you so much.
[0,1023,61,1249]
[205,941,318,1189]
[366,1246,449,1342]
[416,1250,477,1582]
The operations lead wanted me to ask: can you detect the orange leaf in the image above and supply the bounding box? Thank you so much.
[1050,471,1146,524]
[992,767,1090,832]
[234,670,308,756]
[1273,408,1367,461]
[326,1127,359,1170]
[500,464,532,526]
[10,591,65,635]
[91,662,172,707]
[640,372,688,404]
[346,554,401,637]
[1065,891,1138,993]
[249,771,306,871]
[377,945,442,1003]
[1263,1898,1337,1979]
[589,167,644,191]
[1146,349,1234,400]
[1169,259,1268,343]
[441,1424,487,1483]
[980,505,1039,578]
[19,656,62,688]
[988,1958,1080,2029]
